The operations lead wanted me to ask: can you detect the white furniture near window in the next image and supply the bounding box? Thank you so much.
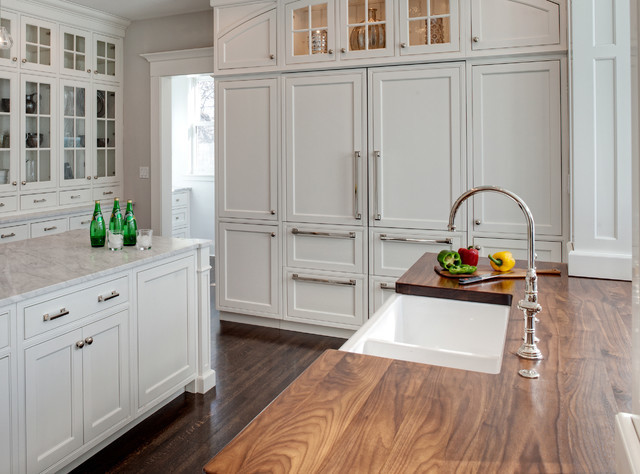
[172,189,191,237]
[214,0,568,334]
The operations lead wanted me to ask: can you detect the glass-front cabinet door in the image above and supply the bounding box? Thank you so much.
[340,0,393,59]
[93,34,121,83]
[0,71,18,193]
[21,75,55,190]
[60,80,89,187]
[20,17,56,73]
[0,11,19,68]
[285,0,336,64]
[398,0,459,55]
[93,85,119,184]
[60,26,91,79]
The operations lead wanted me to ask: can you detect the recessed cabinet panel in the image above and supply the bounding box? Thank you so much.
[218,9,277,69]
[370,64,465,230]
[285,71,366,225]
[472,61,562,237]
[471,0,561,51]
[217,79,278,220]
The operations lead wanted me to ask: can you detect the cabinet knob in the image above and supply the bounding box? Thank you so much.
[87,176,92,180]
[473,36,480,43]
[85,337,94,345]
[400,42,407,48]
[21,58,26,63]
[12,57,17,62]
[271,232,276,237]
[269,54,275,60]
[328,49,334,54]
[270,209,276,215]
[94,175,98,180]
[11,181,16,186]
[341,47,346,53]
[94,70,98,74]
[76,340,85,349]
[87,69,91,73]
[21,180,26,185]
[475,219,481,225]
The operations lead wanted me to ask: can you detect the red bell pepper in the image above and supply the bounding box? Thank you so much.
[458,246,479,266]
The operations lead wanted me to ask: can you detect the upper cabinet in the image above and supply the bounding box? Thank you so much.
[470,0,562,51]
[285,0,336,64]
[340,0,394,59]
[59,27,122,82]
[217,7,277,69]
[93,33,122,83]
[20,17,56,73]
[0,11,19,69]
[398,0,459,55]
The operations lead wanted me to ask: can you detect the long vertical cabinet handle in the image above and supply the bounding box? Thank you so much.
[354,151,362,220]
[374,150,382,220]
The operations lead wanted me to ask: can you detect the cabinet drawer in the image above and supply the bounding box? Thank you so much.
[473,237,562,263]
[0,224,28,243]
[20,192,57,211]
[372,229,464,277]
[172,191,188,208]
[60,189,91,206]
[369,276,397,317]
[93,186,120,208]
[0,195,17,214]
[172,228,188,238]
[0,308,9,350]
[172,209,188,227]
[285,270,365,329]
[30,218,68,238]
[23,275,129,339]
[69,214,93,230]
[286,225,365,273]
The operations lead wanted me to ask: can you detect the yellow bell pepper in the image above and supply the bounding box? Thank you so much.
[488,251,516,272]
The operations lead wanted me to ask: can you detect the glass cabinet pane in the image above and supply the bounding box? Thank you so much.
[24,80,52,185]
[0,18,13,61]
[0,78,8,184]
[95,38,117,78]
[63,32,88,73]
[291,3,330,56]
[347,0,387,51]
[62,84,87,181]
[407,0,451,46]
[24,22,52,66]
[95,89,116,179]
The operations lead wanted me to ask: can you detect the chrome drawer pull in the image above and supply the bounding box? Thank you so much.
[98,290,120,302]
[292,273,356,287]
[292,228,356,239]
[33,198,46,203]
[380,282,396,291]
[70,195,81,199]
[374,151,382,220]
[43,308,69,321]
[354,151,361,220]
[103,191,114,196]
[380,234,453,245]
[44,226,57,232]
[1,233,15,239]
[81,220,91,225]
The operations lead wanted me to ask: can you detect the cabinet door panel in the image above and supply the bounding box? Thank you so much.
[0,354,12,474]
[472,61,562,236]
[285,71,366,225]
[217,222,279,316]
[25,329,83,474]
[285,0,336,64]
[218,9,277,69]
[217,79,278,220]
[0,69,19,193]
[137,257,196,409]
[370,64,465,230]
[83,310,130,442]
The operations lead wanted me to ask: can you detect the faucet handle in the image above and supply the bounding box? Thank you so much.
[518,300,542,313]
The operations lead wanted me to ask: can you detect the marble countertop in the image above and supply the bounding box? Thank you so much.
[0,229,210,305]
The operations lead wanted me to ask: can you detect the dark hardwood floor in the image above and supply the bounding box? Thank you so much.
[72,286,346,473]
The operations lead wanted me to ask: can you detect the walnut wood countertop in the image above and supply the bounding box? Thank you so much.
[204,257,631,473]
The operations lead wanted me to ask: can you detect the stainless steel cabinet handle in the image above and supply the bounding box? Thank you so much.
[380,282,396,291]
[33,198,46,203]
[354,151,361,220]
[473,36,480,43]
[374,150,382,220]
[292,273,356,287]
[1,233,15,239]
[292,228,356,239]
[43,226,57,232]
[271,232,276,237]
[85,337,94,345]
[81,220,91,225]
[98,290,120,302]
[43,308,69,321]
[270,209,276,215]
[70,195,81,199]
[380,235,453,244]
[76,340,85,348]
[103,191,113,195]
[475,219,481,225]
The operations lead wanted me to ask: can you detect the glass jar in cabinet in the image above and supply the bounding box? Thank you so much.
[339,0,394,59]
[285,0,336,64]
[21,75,56,190]
[20,17,56,73]
[398,0,459,55]
[0,70,18,195]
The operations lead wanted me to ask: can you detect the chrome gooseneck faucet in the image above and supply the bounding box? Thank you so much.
[447,186,543,367]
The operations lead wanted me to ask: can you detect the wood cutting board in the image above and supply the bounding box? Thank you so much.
[434,265,561,279]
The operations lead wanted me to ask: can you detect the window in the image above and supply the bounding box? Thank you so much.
[188,76,215,175]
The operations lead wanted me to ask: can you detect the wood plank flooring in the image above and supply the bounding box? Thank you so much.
[71,288,346,473]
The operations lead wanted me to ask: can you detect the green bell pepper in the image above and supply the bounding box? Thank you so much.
[447,264,477,275]
[437,250,461,269]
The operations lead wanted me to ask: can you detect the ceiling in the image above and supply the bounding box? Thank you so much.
[63,0,213,21]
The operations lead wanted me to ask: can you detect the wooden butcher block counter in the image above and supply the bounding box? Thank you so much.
[204,254,631,473]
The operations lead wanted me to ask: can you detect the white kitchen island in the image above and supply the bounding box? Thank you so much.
[0,229,215,473]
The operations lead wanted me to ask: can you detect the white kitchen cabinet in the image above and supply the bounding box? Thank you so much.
[369,275,397,315]
[21,74,56,192]
[217,78,278,220]
[172,189,190,237]
[68,212,92,230]
[217,6,277,70]
[471,60,563,237]
[0,69,19,193]
[285,0,337,64]
[218,222,280,317]
[0,10,20,69]
[59,25,92,79]
[0,223,28,242]
[470,0,561,51]
[136,256,197,409]
[30,216,68,237]
[369,63,465,230]
[93,84,121,185]
[339,0,394,59]
[24,308,130,473]
[60,79,90,187]
[0,353,13,474]
[285,70,366,225]
[92,33,122,83]
[20,16,56,73]
[398,0,459,55]
[473,236,562,263]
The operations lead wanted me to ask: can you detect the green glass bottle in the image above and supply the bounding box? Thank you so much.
[109,198,123,232]
[123,200,137,246]
[90,200,106,247]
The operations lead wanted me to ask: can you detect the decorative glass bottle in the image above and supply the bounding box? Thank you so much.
[123,200,137,246]
[90,200,106,247]
[109,198,123,232]
[349,8,386,51]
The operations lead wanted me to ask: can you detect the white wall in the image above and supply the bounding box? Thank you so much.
[123,11,213,228]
